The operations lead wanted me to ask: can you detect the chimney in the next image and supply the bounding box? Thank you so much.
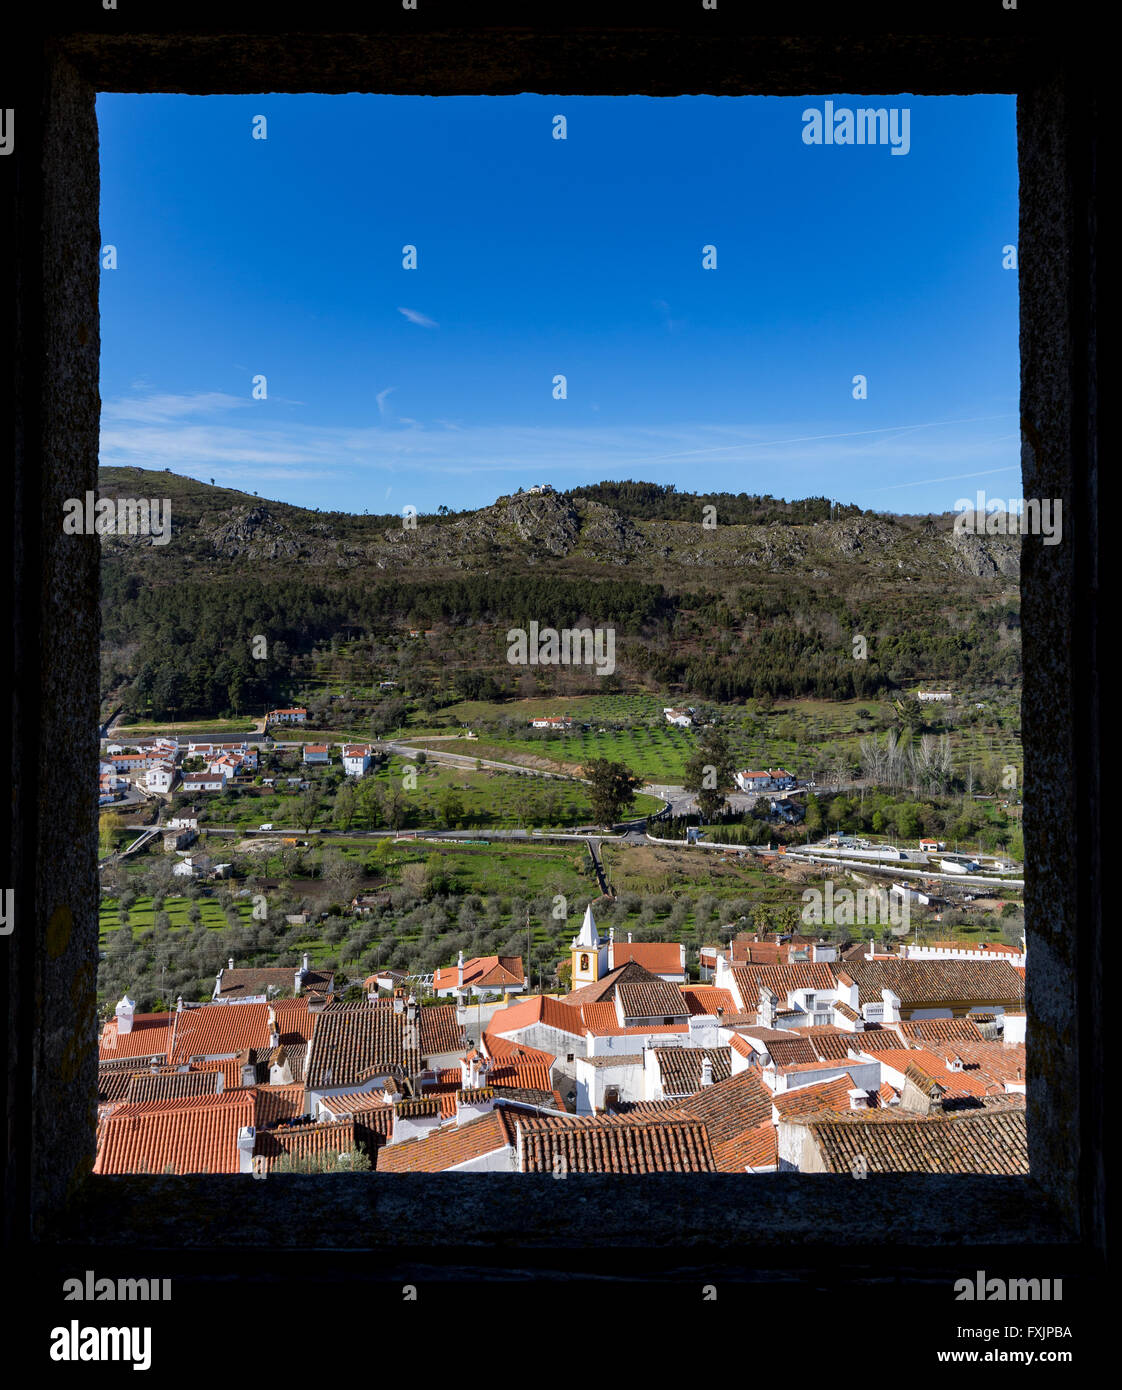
[460,1054,473,1089]
[406,994,417,1023]
[457,949,464,990]
[455,1086,495,1126]
[176,996,183,1013]
[228,958,234,970]
[393,988,405,1015]
[267,1006,280,1049]
[627,931,633,944]
[700,1055,714,1088]
[114,994,135,1036]
[239,1049,256,1088]
[237,1125,256,1174]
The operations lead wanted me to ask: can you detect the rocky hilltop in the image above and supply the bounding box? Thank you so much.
[96,467,1019,585]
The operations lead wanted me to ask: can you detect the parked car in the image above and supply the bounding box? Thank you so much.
[258,823,273,831]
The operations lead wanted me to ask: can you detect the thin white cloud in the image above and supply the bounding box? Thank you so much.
[98,390,1019,511]
[375,386,396,419]
[398,307,438,328]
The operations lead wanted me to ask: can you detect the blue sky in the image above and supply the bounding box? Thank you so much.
[97,93,1019,516]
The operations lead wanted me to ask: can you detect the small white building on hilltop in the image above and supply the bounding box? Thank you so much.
[663,707,695,727]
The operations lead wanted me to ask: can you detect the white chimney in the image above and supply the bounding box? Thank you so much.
[237,1125,256,1174]
[460,1054,473,1088]
[267,1006,279,1049]
[700,1055,714,1088]
[627,931,633,944]
[456,1086,495,1126]
[176,996,183,1013]
[228,958,234,970]
[115,994,135,1035]
[406,994,417,1022]
[393,990,404,1015]
[457,949,465,990]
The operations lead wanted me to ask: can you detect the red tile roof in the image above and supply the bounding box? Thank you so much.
[489,994,586,1039]
[610,942,684,975]
[771,1075,857,1119]
[170,1003,272,1064]
[98,1013,173,1062]
[376,1108,518,1172]
[679,986,737,1017]
[801,1106,1028,1174]
[93,1090,254,1175]
[616,980,690,1020]
[432,955,525,992]
[515,1114,716,1174]
[481,1032,556,1069]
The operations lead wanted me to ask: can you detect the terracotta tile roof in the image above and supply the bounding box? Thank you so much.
[306,1004,422,1089]
[97,1058,156,1103]
[801,1107,1028,1174]
[680,986,738,1016]
[837,958,1025,1007]
[729,1034,756,1060]
[418,1004,466,1057]
[670,1069,777,1171]
[731,962,838,1011]
[934,1041,1027,1089]
[765,1037,820,1067]
[489,994,586,1039]
[771,1075,857,1119]
[255,1119,364,1170]
[578,1002,623,1034]
[864,1048,994,1100]
[273,997,318,1046]
[616,980,690,1020]
[481,1032,556,1068]
[610,942,684,975]
[318,1089,388,1115]
[737,1123,780,1170]
[124,1069,224,1104]
[653,1047,732,1096]
[515,1114,717,1174]
[814,1029,901,1057]
[376,1108,517,1172]
[170,1003,274,1064]
[432,955,525,991]
[93,1090,255,1175]
[98,1013,173,1062]
[216,965,334,1000]
[564,960,662,1007]
[254,1083,306,1127]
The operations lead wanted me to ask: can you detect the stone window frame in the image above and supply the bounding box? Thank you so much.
[1,10,1101,1268]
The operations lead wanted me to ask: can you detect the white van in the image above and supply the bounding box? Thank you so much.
[259,823,273,831]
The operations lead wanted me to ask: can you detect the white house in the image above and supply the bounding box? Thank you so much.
[342,745,373,776]
[530,716,572,730]
[172,853,213,879]
[144,762,178,794]
[735,768,796,793]
[916,690,953,702]
[181,773,228,793]
[663,707,695,727]
[269,707,307,724]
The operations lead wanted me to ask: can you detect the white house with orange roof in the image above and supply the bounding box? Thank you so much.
[269,707,307,724]
[433,950,527,999]
[341,744,374,776]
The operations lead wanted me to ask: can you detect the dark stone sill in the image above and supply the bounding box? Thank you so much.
[50,1172,1073,1251]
